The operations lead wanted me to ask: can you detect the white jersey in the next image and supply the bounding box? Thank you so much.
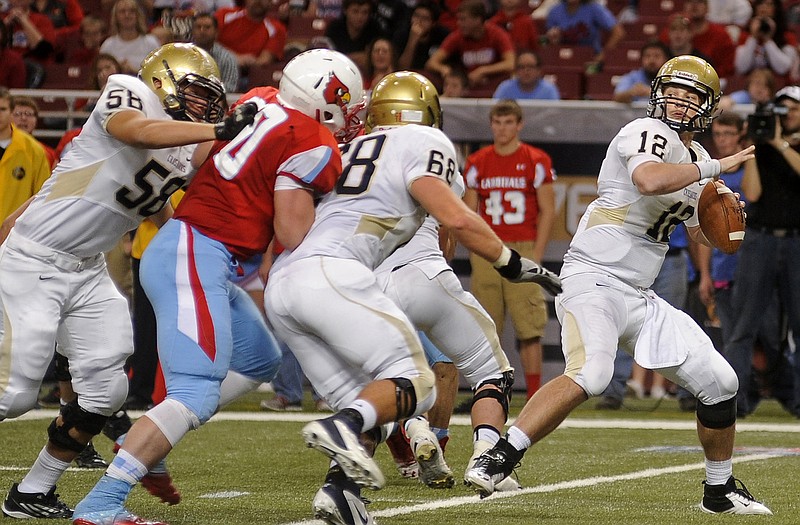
[274,125,460,271]
[374,171,465,280]
[13,75,196,257]
[561,117,710,289]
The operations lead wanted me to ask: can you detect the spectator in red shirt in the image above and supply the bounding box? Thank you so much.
[489,0,539,52]
[2,0,57,62]
[425,0,515,87]
[33,0,83,42]
[660,0,735,80]
[0,20,27,88]
[64,14,105,65]
[215,0,286,69]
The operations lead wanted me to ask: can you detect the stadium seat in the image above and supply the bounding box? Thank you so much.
[542,70,583,100]
[247,62,286,89]
[538,45,595,73]
[287,16,327,46]
[619,20,660,46]
[638,0,683,19]
[602,46,642,75]
[41,63,88,90]
[584,72,625,101]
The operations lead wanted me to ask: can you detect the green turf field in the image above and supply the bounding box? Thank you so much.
[2,392,798,524]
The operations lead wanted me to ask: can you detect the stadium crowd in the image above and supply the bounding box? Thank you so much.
[2,1,800,524]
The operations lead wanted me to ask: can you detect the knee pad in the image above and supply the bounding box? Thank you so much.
[145,398,201,447]
[697,396,737,429]
[48,401,109,452]
[389,378,418,419]
[54,353,71,382]
[474,370,515,420]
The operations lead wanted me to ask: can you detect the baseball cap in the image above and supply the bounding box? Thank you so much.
[775,85,800,103]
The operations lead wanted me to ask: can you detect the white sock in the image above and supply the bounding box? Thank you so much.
[347,399,377,432]
[106,449,149,485]
[474,426,501,446]
[18,447,71,495]
[505,425,531,452]
[705,459,732,486]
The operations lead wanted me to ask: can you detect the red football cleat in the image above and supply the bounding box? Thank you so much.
[140,473,180,505]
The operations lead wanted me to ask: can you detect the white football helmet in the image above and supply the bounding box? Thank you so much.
[277,49,366,143]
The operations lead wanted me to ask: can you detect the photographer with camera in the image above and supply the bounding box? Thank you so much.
[734,0,799,83]
[725,86,800,418]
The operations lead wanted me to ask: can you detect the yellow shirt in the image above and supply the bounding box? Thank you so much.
[0,125,51,221]
[131,190,185,259]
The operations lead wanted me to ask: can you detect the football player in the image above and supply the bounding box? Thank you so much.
[71,48,366,525]
[0,43,255,521]
[264,71,561,524]
[465,56,772,516]
[369,73,524,494]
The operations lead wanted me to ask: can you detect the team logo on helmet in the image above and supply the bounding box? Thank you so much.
[322,73,351,109]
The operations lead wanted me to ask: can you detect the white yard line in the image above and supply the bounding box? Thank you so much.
[279,452,783,525]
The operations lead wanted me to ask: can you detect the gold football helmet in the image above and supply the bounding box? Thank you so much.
[366,71,442,133]
[139,43,226,123]
[647,55,720,132]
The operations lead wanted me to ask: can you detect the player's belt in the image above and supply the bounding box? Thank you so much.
[5,230,104,272]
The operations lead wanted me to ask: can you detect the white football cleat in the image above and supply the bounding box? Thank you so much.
[405,418,454,489]
[700,477,772,515]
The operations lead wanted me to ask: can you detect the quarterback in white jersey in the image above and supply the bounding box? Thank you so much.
[265,72,560,521]
[466,56,773,516]
[0,43,255,521]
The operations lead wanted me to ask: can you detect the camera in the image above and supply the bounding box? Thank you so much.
[758,17,772,34]
[747,102,789,142]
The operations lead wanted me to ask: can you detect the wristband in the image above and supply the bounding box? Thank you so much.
[492,245,512,269]
[693,160,721,181]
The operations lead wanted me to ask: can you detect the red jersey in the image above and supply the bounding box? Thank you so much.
[439,22,514,72]
[464,143,555,242]
[3,11,57,59]
[174,87,342,260]
[215,7,286,61]
[489,9,539,52]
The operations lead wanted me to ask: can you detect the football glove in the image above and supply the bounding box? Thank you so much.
[214,102,258,140]
[494,248,563,295]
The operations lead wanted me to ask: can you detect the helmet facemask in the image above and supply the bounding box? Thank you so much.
[140,43,227,124]
[648,80,715,133]
[646,56,720,133]
[165,68,227,124]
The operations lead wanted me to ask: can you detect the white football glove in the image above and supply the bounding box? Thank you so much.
[494,248,563,295]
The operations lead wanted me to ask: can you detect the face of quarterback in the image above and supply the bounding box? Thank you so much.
[490,113,523,147]
[662,84,702,126]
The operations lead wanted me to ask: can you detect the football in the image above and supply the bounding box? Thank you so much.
[697,180,746,254]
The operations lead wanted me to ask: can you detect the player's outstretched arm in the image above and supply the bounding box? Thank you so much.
[106,103,257,149]
[410,176,562,294]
